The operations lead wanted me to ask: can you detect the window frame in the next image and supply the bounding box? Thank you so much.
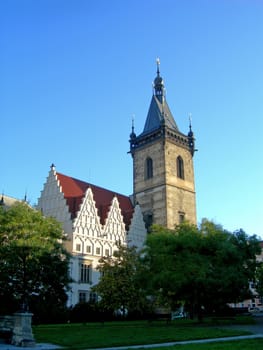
[145,157,153,180]
[79,261,92,283]
[177,156,184,179]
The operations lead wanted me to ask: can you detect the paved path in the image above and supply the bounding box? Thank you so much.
[0,343,61,350]
[2,335,263,350]
[218,313,263,335]
[87,334,263,350]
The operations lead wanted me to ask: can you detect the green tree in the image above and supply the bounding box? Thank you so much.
[256,262,263,300]
[0,202,71,319]
[142,223,206,319]
[92,242,147,317]
[198,222,260,315]
[142,221,261,320]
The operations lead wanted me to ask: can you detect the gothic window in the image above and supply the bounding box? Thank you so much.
[76,243,81,252]
[96,247,101,255]
[177,156,184,179]
[145,157,153,180]
[86,245,91,254]
[79,262,91,283]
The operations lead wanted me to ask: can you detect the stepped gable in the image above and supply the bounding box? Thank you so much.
[56,172,133,227]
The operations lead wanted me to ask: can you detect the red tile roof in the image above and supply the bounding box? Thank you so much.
[56,172,134,228]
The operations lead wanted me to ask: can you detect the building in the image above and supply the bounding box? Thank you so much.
[37,166,146,306]
[229,241,263,312]
[37,61,197,306]
[0,194,24,208]
[129,59,197,229]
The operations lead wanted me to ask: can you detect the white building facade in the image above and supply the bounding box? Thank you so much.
[37,165,146,307]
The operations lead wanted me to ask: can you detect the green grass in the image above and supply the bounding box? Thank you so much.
[33,319,252,350]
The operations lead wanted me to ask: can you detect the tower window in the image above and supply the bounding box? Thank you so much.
[177,156,184,179]
[145,157,153,179]
[179,212,185,223]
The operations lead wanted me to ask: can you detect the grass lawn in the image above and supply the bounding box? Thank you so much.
[33,319,253,350]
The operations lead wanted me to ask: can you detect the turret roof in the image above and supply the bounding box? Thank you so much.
[141,94,178,135]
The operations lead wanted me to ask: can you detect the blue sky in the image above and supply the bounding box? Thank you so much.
[1,0,262,238]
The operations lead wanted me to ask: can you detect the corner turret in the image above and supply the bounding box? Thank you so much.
[188,116,197,157]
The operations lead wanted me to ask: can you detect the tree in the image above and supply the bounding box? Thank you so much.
[256,262,263,300]
[142,221,261,320]
[92,242,147,317]
[142,223,207,319]
[0,202,71,319]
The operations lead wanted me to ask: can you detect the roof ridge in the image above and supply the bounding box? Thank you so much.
[56,172,130,199]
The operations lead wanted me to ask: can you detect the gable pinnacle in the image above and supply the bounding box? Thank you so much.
[0,193,4,206]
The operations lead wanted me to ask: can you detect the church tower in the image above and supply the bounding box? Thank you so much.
[129,60,197,229]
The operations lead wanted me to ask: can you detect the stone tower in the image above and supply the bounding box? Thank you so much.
[129,60,197,229]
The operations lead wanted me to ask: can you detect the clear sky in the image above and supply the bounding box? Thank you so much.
[1,0,262,238]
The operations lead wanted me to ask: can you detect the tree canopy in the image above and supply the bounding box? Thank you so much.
[141,221,261,319]
[92,242,147,317]
[256,261,263,299]
[0,202,71,319]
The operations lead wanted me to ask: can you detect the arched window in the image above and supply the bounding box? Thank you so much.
[177,156,184,179]
[145,157,153,180]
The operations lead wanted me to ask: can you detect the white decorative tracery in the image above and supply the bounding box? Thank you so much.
[103,196,126,244]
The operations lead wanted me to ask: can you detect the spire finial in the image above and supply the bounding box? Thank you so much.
[132,114,135,133]
[189,113,192,131]
[156,57,160,76]
[130,114,136,140]
[154,58,165,102]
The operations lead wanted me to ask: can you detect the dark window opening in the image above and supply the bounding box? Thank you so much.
[177,156,184,179]
[79,291,88,303]
[179,212,185,223]
[79,262,91,283]
[145,157,153,180]
[144,212,153,232]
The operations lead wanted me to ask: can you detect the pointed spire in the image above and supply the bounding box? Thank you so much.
[154,58,165,103]
[188,114,197,156]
